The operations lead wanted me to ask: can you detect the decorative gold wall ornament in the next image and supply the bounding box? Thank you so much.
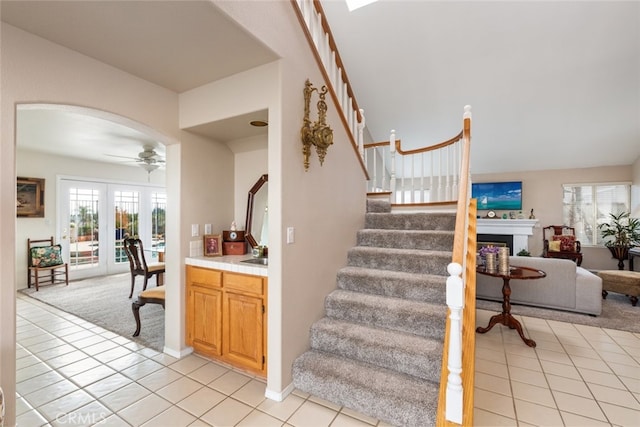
[301,79,333,171]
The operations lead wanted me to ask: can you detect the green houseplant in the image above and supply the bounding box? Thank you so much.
[598,211,640,269]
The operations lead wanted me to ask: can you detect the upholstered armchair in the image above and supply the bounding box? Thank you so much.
[542,225,583,266]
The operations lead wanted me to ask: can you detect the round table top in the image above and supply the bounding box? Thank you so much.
[476,265,546,280]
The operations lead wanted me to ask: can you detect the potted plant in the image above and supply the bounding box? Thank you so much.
[598,211,640,269]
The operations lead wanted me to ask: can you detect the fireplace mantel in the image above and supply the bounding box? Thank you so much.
[477,219,538,254]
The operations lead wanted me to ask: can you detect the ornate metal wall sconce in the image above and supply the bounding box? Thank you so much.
[301,79,333,171]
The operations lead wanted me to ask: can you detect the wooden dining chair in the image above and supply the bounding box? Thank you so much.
[122,237,165,298]
[27,236,69,291]
[132,286,165,337]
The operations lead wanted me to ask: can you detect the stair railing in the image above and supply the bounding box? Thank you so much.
[436,107,477,426]
[363,124,465,204]
[291,0,368,177]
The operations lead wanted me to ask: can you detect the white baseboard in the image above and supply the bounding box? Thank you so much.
[163,346,193,359]
[265,382,295,402]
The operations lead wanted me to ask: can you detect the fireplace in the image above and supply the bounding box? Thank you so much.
[478,234,514,255]
[476,219,538,254]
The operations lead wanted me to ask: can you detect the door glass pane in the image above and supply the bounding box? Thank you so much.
[115,191,139,263]
[69,188,100,269]
[151,192,166,259]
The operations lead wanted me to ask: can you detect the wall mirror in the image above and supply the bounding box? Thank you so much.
[245,174,268,249]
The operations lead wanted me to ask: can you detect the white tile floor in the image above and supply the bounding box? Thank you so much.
[15,294,385,427]
[474,308,640,426]
[15,293,640,426]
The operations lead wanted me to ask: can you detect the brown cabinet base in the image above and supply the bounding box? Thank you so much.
[186,265,266,376]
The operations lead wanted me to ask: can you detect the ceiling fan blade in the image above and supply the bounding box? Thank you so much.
[104,153,141,161]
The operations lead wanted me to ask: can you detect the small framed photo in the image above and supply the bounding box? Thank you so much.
[203,234,222,257]
[17,177,45,218]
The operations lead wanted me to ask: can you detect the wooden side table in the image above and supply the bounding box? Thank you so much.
[476,265,546,347]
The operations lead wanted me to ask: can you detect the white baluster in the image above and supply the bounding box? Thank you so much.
[313,10,322,49]
[438,150,444,202]
[420,152,425,203]
[446,144,451,200]
[389,130,396,201]
[342,83,349,120]
[400,151,405,204]
[446,262,464,424]
[429,151,437,202]
[358,109,365,160]
[452,140,459,196]
[409,155,416,203]
[372,146,378,192]
[382,144,388,191]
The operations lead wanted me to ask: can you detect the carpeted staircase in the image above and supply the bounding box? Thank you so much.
[293,199,456,426]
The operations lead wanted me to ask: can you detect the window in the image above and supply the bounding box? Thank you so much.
[562,182,631,246]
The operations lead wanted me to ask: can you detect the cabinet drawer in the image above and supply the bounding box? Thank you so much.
[187,266,222,287]
[224,272,264,295]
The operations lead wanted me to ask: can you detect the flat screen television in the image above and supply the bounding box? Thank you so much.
[472,181,522,211]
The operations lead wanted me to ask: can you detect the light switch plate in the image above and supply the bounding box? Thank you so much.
[191,224,199,237]
[204,223,212,234]
[287,227,295,244]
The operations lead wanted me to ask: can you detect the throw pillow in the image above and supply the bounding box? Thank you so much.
[548,240,561,252]
[552,234,575,252]
[31,245,63,267]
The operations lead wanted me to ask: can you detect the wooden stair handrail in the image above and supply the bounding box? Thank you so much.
[364,131,464,156]
[291,0,369,179]
[436,108,475,426]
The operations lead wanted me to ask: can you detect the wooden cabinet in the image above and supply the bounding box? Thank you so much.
[186,266,267,376]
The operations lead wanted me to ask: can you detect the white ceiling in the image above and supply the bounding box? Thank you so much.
[3,0,275,166]
[323,1,640,174]
[3,1,639,174]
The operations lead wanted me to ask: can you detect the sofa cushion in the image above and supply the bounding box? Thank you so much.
[548,240,561,252]
[552,234,575,251]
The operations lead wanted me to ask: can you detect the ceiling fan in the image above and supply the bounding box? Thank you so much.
[106,145,165,173]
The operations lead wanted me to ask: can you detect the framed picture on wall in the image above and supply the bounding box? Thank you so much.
[17,177,45,218]
[203,234,222,257]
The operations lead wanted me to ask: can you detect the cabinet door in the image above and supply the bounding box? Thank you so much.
[187,285,222,356]
[223,291,264,373]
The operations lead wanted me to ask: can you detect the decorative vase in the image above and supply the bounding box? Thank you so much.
[497,247,510,274]
[485,253,497,272]
[607,245,629,270]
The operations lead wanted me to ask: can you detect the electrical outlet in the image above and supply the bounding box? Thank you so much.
[204,223,212,234]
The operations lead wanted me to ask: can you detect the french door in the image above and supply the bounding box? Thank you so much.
[58,178,165,280]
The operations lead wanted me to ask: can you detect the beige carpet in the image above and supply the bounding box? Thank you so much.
[20,273,165,351]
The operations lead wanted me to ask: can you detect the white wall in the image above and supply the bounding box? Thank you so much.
[183,1,368,397]
[233,138,269,231]
[473,164,633,271]
[631,155,640,217]
[1,23,180,423]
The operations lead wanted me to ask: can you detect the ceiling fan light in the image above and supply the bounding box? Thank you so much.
[140,163,160,173]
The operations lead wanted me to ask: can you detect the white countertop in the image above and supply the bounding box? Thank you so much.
[185,255,268,277]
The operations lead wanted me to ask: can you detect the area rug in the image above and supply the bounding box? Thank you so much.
[476,292,640,334]
[20,273,165,351]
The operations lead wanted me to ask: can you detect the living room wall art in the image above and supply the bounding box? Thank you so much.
[17,177,45,218]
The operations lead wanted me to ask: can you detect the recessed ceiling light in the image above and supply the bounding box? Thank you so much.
[250,120,268,127]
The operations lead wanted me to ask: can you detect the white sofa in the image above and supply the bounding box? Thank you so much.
[476,256,602,316]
